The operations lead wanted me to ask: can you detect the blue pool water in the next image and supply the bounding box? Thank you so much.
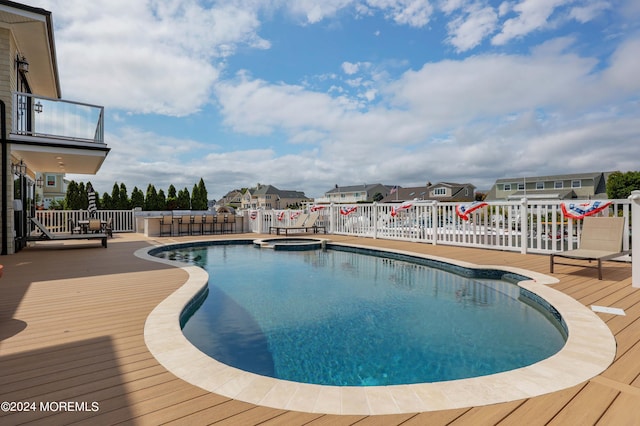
[154,243,566,386]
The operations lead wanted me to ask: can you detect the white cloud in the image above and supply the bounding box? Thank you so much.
[31,0,267,116]
[569,1,610,23]
[446,4,498,52]
[367,0,435,26]
[342,62,360,75]
[492,0,570,46]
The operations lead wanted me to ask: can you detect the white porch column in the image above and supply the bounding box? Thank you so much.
[629,190,640,288]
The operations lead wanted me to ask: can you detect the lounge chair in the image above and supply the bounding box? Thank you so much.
[27,217,107,248]
[305,212,327,234]
[269,213,309,235]
[550,216,630,280]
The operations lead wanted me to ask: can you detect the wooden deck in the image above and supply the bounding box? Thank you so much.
[1,233,639,425]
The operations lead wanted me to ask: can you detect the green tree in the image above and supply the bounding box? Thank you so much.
[177,187,191,209]
[64,180,80,210]
[131,186,144,209]
[144,184,159,210]
[157,189,167,210]
[118,183,130,210]
[606,171,640,199]
[166,184,178,210]
[101,192,113,209]
[191,178,208,210]
[110,183,121,210]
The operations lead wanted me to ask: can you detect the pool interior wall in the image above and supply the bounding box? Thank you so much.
[140,238,617,415]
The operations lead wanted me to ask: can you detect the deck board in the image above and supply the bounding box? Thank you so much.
[0,232,638,425]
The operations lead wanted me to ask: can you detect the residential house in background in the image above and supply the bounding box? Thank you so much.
[36,172,66,208]
[381,182,476,203]
[1,1,110,254]
[484,172,611,201]
[218,189,244,208]
[316,183,391,204]
[241,184,310,209]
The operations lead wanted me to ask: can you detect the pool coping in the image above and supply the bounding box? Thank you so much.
[136,238,616,415]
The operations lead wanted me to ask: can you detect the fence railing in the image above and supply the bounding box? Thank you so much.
[32,199,632,256]
[246,199,632,254]
[34,210,136,233]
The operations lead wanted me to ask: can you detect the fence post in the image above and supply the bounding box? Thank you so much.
[630,191,640,288]
[520,198,528,254]
[329,203,335,234]
[431,201,438,245]
[373,202,378,239]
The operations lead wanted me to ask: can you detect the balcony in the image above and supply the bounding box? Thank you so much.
[10,92,110,175]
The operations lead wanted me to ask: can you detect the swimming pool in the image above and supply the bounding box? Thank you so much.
[153,241,566,386]
[139,238,616,414]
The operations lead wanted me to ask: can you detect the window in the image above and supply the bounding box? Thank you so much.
[434,188,446,196]
[464,188,469,196]
[554,181,563,189]
[46,175,56,187]
[517,183,525,190]
[536,182,544,190]
[571,180,581,188]
[503,184,511,191]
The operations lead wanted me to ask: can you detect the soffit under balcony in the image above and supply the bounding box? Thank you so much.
[11,142,109,175]
[0,3,61,98]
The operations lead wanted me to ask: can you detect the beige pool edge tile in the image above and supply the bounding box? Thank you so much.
[138,241,618,415]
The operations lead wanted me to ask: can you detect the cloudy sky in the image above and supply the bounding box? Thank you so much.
[30,0,640,199]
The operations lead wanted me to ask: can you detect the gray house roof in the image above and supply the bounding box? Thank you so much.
[485,171,610,201]
[325,183,391,195]
[381,182,476,203]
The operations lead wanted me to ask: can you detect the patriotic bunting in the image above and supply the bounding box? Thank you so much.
[561,201,612,219]
[277,211,285,221]
[391,202,413,217]
[249,210,258,220]
[455,201,488,221]
[340,206,357,216]
[310,205,326,212]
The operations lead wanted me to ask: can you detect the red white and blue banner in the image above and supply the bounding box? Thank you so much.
[310,205,326,212]
[391,202,413,217]
[340,206,357,216]
[290,211,301,220]
[249,210,258,220]
[455,201,488,221]
[561,201,612,219]
[277,211,286,221]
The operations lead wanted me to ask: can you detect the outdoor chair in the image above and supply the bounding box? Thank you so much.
[159,215,173,236]
[550,216,630,280]
[178,215,192,236]
[269,213,311,235]
[68,219,82,234]
[191,215,204,235]
[104,217,113,238]
[222,214,235,234]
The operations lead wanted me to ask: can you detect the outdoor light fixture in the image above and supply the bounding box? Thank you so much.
[11,160,27,176]
[35,101,43,113]
[36,176,44,188]
[16,55,29,73]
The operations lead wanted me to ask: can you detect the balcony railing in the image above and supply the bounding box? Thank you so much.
[12,92,104,144]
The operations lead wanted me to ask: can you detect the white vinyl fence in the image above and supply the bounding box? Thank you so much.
[33,199,632,256]
[34,209,136,233]
[246,199,632,255]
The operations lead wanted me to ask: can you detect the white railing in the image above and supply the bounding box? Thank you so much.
[32,200,632,255]
[34,210,136,233]
[245,199,632,255]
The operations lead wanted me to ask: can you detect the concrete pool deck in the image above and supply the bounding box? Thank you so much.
[139,238,616,415]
